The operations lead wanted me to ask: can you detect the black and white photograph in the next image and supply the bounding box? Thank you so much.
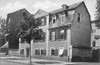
[0,0,99,65]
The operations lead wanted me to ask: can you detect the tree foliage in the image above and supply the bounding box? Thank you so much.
[95,0,100,28]
[18,15,44,44]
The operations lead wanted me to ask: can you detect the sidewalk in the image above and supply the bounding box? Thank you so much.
[0,55,76,65]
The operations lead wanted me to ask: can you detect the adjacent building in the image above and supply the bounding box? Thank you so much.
[6,8,31,55]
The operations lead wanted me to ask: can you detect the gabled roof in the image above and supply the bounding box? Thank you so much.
[8,8,30,16]
[50,1,83,14]
[34,9,49,19]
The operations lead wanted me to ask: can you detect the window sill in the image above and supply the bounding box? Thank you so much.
[49,39,66,42]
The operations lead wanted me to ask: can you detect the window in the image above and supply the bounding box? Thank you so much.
[61,14,65,22]
[20,49,24,54]
[41,17,46,26]
[51,31,56,41]
[58,30,66,39]
[41,49,46,55]
[23,12,26,16]
[68,10,75,21]
[51,48,58,56]
[59,47,67,57]
[78,13,80,22]
[35,49,40,55]
[52,15,56,24]
[92,41,96,47]
[63,49,67,56]
[8,18,11,24]
[51,49,55,55]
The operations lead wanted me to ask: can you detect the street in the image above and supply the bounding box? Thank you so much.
[0,55,100,65]
[0,60,26,65]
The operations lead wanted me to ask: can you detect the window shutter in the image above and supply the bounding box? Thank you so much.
[55,49,58,56]
[49,14,52,25]
[44,17,46,25]
[49,31,51,41]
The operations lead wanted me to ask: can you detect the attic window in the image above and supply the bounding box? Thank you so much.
[78,13,80,22]
[23,12,26,16]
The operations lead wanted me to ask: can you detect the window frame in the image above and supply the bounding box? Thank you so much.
[77,13,80,22]
[50,47,55,56]
[61,13,65,22]
[41,17,46,26]
[34,48,40,55]
[50,31,56,41]
[40,48,46,55]
[58,29,66,40]
[52,15,56,24]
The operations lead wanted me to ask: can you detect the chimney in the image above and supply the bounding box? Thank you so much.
[62,4,69,11]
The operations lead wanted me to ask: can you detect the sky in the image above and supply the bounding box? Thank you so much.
[0,0,96,20]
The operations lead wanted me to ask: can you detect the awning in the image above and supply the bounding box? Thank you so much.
[59,48,64,55]
[0,41,8,48]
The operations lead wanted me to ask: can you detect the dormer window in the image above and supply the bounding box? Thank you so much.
[52,15,56,24]
[61,13,65,22]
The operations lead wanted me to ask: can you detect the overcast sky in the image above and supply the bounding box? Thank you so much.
[0,0,96,20]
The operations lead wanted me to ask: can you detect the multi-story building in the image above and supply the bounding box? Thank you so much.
[5,1,91,62]
[30,1,92,62]
[6,8,30,56]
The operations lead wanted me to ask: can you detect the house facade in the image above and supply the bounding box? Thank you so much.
[30,1,92,62]
[6,8,31,56]
[31,9,49,57]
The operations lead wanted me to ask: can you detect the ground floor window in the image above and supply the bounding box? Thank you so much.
[35,49,40,55]
[41,49,46,55]
[20,49,24,54]
[51,48,58,56]
[59,47,67,57]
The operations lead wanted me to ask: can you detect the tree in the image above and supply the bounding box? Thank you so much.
[18,15,44,44]
[95,0,100,28]
[17,14,44,64]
